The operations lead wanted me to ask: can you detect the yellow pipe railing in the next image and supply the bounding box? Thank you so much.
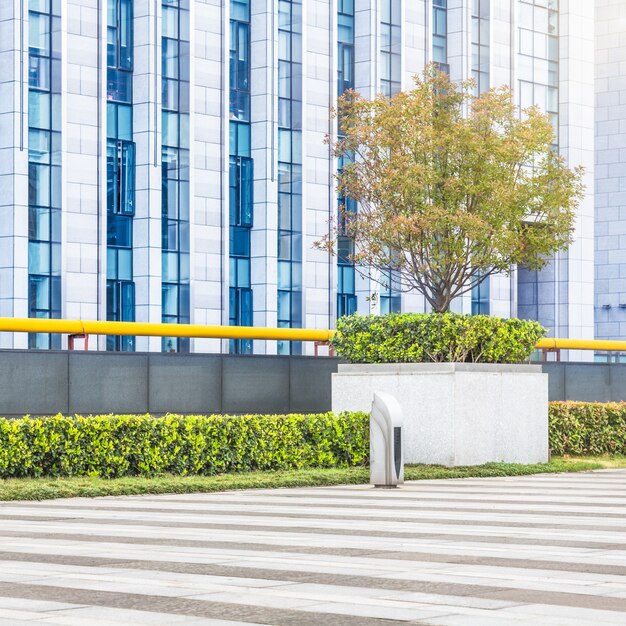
[535,338,626,352]
[0,317,335,343]
[1,317,626,352]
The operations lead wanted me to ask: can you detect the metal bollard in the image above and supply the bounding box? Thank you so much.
[370,391,404,488]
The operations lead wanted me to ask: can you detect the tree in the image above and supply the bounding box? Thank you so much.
[319,66,585,313]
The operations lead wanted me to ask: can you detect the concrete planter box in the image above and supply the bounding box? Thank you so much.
[332,363,548,466]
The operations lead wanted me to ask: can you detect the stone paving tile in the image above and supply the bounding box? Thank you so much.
[1,605,244,626]
[495,602,626,625]
[1,470,626,624]
[39,606,266,625]
[0,598,83,613]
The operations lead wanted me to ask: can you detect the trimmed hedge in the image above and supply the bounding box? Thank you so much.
[0,412,368,479]
[331,313,546,364]
[0,403,623,479]
[549,402,626,456]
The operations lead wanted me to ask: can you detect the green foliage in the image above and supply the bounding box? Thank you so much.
[549,402,626,456]
[2,402,622,482]
[0,412,369,479]
[331,312,546,364]
[319,66,584,313]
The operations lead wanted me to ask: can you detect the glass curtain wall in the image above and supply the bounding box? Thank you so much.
[28,0,62,349]
[277,0,303,354]
[470,0,490,314]
[379,0,401,315]
[380,0,400,98]
[106,0,135,350]
[337,0,357,318]
[516,0,559,324]
[162,0,190,352]
[432,0,448,73]
[471,277,490,314]
[518,0,559,142]
[471,0,490,95]
[229,0,253,353]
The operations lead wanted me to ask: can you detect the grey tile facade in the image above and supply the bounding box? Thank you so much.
[595,0,626,340]
[0,0,613,353]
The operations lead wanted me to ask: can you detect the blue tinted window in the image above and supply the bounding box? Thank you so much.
[117,248,132,280]
[28,91,50,129]
[229,156,253,227]
[106,279,135,350]
[107,0,132,70]
[28,241,50,275]
[107,214,132,247]
[107,68,131,103]
[29,55,50,89]
[161,0,190,351]
[28,163,50,206]
[471,275,490,315]
[117,104,132,139]
[228,0,254,354]
[120,141,135,215]
[28,0,62,346]
[106,0,135,350]
[107,139,135,216]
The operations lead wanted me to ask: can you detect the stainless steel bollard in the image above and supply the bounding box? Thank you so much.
[370,391,404,488]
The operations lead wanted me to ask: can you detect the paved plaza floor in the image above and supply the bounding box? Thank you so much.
[0,471,626,625]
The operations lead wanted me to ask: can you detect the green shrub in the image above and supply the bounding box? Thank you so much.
[331,313,546,364]
[2,403,621,479]
[0,412,369,479]
[549,402,626,456]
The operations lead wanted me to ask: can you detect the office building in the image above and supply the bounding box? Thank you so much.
[0,1,602,353]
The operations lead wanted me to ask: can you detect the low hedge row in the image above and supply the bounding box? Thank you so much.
[549,402,626,456]
[0,402,623,479]
[331,313,546,364]
[0,412,368,478]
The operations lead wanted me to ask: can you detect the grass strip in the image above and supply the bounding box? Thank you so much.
[0,456,624,502]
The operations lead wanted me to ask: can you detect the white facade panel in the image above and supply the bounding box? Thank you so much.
[0,0,610,354]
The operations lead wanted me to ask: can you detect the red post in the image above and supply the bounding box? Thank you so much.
[68,334,89,350]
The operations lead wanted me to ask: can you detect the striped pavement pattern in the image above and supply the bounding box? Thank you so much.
[1,471,626,624]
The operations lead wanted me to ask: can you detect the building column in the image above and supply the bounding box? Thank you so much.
[558,0,595,349]
[0,1,29,348]
[64,0,104,342]
[190,0,224,353]
[250,0,278,353]
[401,0,428,314]
[303,0,335,353]
[447,0,470,83]
[353,0,376,314]
[595,0,626,340]
[133,0,162,351]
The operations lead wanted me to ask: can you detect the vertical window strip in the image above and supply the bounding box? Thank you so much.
[229,0,253,354]
[28,0,62,349]
[471,0,490,95]
[471,274,491,315]
[432,0,448,74]
[161,0,190,353]
[516,0,559,323]
[470,0,490,314]
[517,0,559,142]
[336,0,357,319]
[277,0,303,355]
[106,0,136,351]
[379,0,401,315]
[380,0,401,98]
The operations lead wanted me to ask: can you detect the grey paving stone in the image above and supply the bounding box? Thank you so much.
[1,471,626,625]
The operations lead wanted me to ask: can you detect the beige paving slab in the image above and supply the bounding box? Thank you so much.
[1,470,626,624]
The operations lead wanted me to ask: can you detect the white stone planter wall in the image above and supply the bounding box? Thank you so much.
[332,363,549,466]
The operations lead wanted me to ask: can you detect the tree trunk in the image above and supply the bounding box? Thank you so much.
[432,289,451,314]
